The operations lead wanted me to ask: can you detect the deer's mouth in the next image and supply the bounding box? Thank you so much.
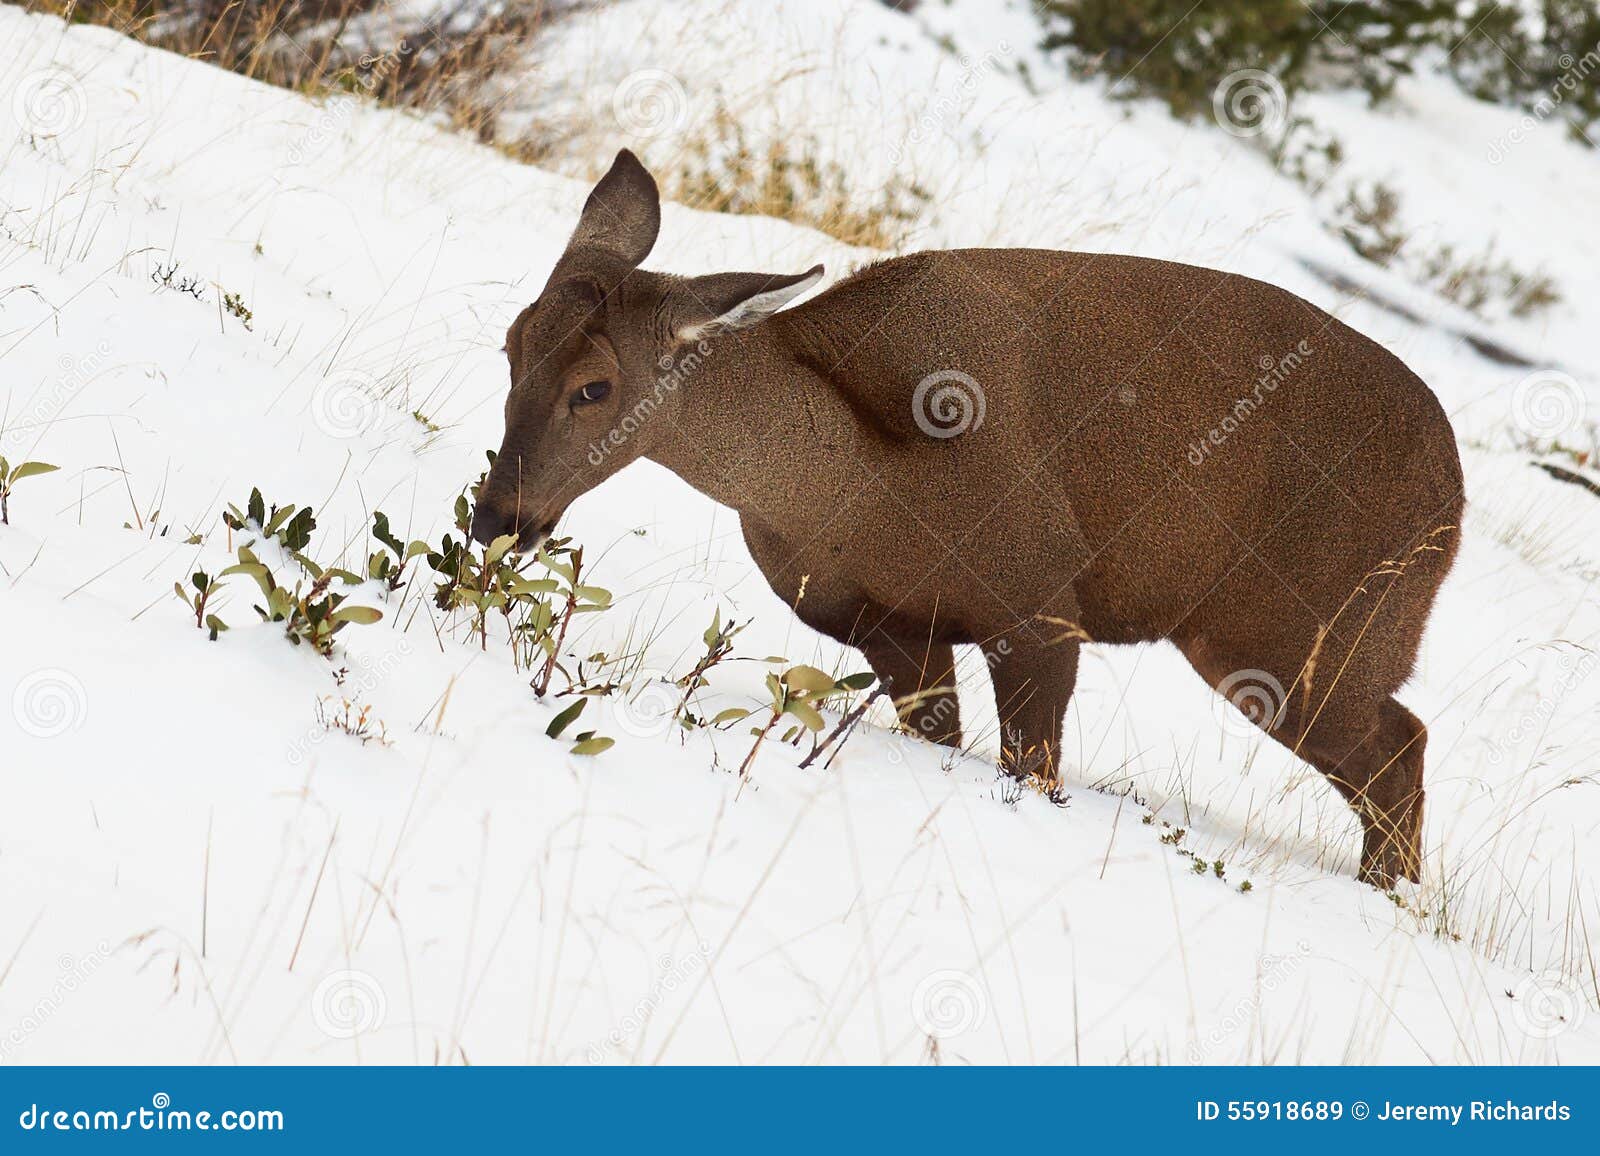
[517,520,555,555]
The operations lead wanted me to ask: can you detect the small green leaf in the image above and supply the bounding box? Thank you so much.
[219,561,274,596]
[784,665,837,695]
[485,533,519,567]
[711,707,751,726]
[574,584,612,607]
[538,552,575,583]
[507,575,560,597]
[836,671,877,692]
[329,605,383,625]
[10,461,59,481]
[546,699,587,739]
[570,735,615,756]
[784,699,826,731]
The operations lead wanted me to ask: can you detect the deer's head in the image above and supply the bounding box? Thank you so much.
[469,150,824,549]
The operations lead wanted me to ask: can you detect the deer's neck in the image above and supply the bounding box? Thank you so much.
[647,321,863,524]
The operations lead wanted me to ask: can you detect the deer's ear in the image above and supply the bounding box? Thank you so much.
[564,149,660,268]
[669,265,825,340]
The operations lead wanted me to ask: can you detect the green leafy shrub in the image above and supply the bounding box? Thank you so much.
[1041,0,1481,114]
[726,664,877,783]
[172,569,230,640]
[424,472,611,687]
[224,488,317,556]
[224,544,383,656]
[367,511,430,590]
[1452,0,1600,146]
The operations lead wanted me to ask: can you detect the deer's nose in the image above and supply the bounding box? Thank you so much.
[469,503,516,548]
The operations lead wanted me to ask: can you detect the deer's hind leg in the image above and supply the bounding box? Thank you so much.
[1182,634,1426,888]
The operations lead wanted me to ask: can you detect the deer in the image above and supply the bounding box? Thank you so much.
[470,150,1464,889]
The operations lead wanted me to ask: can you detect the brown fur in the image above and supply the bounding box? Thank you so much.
[474,151,1464,888]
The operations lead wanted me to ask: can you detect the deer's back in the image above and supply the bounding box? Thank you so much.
[786,249,1464,641]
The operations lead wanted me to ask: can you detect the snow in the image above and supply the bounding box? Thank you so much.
[1,1,1598,1064]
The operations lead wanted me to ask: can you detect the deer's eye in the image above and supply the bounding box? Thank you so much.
[573,380,612,407]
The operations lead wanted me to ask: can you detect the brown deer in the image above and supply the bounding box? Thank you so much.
[471,150,1463,888]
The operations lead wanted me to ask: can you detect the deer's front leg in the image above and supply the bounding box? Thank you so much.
[858,636,961,748]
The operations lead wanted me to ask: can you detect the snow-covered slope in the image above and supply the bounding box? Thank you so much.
[1,3,1597,1064]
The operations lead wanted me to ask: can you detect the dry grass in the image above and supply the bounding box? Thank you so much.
[21,0,573,153]
[659,103,931,250]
